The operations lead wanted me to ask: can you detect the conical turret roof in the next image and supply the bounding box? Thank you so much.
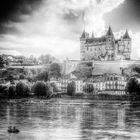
[91,31,94,38]
[106,26,113,36]
[81,30,86,38]
[123,29,131,39]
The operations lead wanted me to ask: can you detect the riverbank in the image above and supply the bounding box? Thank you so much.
[0,94,131,105]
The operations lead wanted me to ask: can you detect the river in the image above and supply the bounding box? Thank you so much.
[0,99,140,140]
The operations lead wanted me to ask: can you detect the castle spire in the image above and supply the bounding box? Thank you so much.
[106,25,113,36]
[80,10,86,39]
[81,30,86,38]
[91,31,94,38]
[123,29,131,39]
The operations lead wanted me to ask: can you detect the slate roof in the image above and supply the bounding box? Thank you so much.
[86,37,106,43]
[92,63,122,75]
[123,30,131,39]
[106,26,114,36]
[81,30,86,38]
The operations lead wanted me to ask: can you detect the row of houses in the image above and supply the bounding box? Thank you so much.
[90,74,127,95]
[50,73,127,95]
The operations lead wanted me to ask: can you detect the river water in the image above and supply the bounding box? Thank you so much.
[0,99,140,140]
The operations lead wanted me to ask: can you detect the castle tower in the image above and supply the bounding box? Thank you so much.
[91,31,94,38]
[122,29,131,60]
[80,30,89,60]
[106,26,114,36]
[106,26,116,60]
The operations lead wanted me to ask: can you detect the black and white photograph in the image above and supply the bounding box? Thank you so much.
[0,0,140,139]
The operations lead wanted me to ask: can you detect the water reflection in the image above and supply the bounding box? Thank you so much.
[0,100,140,140]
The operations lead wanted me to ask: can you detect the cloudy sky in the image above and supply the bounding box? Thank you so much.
[0,0,140,60]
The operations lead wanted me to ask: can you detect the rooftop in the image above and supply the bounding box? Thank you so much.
[86,37,106,43]
[92,63,122,75]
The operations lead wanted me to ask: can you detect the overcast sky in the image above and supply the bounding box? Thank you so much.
[0,0,140,60]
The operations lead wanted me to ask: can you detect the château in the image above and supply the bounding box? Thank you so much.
[80,26,131,61]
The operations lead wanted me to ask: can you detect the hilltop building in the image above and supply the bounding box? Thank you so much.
[80,26,132,61]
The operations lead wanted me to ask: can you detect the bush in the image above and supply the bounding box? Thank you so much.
[16,82,30,97]
[32,81,50,97]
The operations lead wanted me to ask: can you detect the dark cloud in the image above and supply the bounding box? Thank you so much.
[0,0,43,34]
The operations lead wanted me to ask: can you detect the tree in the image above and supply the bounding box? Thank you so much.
[17,56,25,65]
[8,86,16,99]
[49,63,61,78]
[133,66,140,74]
[19,74,26,79]
[39,54,56,64]
[75,62,93,78]
[50,82,59,92]
[0,85,8,99]
[6,75,14,82]
[126,78,140,93]
[126,77,140,100]
[0,56,5,68]
[36,71,48,81]
[16,82,30,97]
[29,55,38,64]
[67,81,76,96]
[32,81,50,97]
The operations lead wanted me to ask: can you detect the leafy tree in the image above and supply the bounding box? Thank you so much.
[29,55,38,64]
[49,63,61,78]
[126,78,140,93]
[16,82,30,97]
[133,66,140,74]
[32,81,50,97]
[75,62,93,78]
[0,85,8,99]
[0,56,5,68]
[6,75,14,81]
[8,86,16,99]
[67,81,76,96]
[19,74,26,79]
[126,77,140,100]
[39,54,56,64]
[30,69,36,75]
[36,71,48,81]
[46,82,53,95]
